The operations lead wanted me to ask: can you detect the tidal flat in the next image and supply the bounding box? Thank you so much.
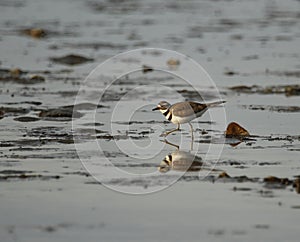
[1,0,300,241]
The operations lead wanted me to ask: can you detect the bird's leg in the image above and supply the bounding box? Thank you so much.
[164,123,180,137]
[188,122,194,139]
[162,138,179,150]
[188,122,194,150]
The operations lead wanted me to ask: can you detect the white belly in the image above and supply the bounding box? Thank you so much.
[171,115,196,124]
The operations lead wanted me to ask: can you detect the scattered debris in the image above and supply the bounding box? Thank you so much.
[229,84,300,96]
[0,68,45,84]
[62,103,107,110]
[291,205,300,209]
[21,28,47,38]
[293,178,300,194]
[142,65,153,73]
[263,176,292,185]
[217,172,258,182]
[167,58,180,68]
[268,70,300,78]
[2,101,42,106]
[82,122,104,127]
[233,186,252,191]
[39,108,83,120]
[59,42,127,50]
[50,54,94,66]
[29,75,45,82]
[285,86,300,96]
[0,110,4,119]
[229,85,253,92]
[63,171,91,177]
[242,55,259,60]
[88,1,139,14]
[20,28,76,39]
[224,70,239,76]
[10,68,23,77]
[243,105,300,113]
[254,224,270,229]
[96,134,128,140]
[0,170,61,181]
[218,172,231,178]
[13,116,40,122]
[0,106,29,116]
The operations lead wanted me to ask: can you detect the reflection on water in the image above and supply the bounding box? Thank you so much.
[159,139,221,174]
[293,178,300,194]
[159,150,205,173]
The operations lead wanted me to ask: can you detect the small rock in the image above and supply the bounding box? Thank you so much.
[167,58,180,68]
[10,68,23,77]
[224,70,238,76]
[225,122,250,138]
[29,75,45,83]
[22,28,46,38]
[142,65,153,73]
[218,171,231,178]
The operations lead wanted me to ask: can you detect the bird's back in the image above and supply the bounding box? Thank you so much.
[171,101,207,118]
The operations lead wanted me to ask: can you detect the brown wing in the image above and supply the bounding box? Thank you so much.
[171,101,207,117]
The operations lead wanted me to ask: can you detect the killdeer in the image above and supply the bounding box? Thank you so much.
[152,100,225,137]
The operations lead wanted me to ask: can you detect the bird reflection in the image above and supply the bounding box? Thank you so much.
[159,139,220,173]
[159,150,206,173]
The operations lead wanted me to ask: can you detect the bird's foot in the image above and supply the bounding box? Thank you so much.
[160,129,180,137]
[160,132,168,137]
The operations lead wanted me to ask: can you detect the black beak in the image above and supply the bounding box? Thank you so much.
[152,107,159,111]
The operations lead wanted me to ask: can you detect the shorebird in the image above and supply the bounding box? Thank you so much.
[152,100,225,137]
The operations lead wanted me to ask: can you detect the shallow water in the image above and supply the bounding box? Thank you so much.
[1,0,300,241]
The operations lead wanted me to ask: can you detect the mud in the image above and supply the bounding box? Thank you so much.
[39,108,83,120]
[230,85,300,96]
[50,54,94,66]
[1,0,300,241]
[243,105,300,113]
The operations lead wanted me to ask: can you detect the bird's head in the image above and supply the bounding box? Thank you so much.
[152,101,171,111]
[158,154,172,173]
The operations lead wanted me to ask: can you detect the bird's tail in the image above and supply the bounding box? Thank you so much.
[206,100,226,108]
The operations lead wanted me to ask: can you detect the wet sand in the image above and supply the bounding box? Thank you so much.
[1,0,300,241]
